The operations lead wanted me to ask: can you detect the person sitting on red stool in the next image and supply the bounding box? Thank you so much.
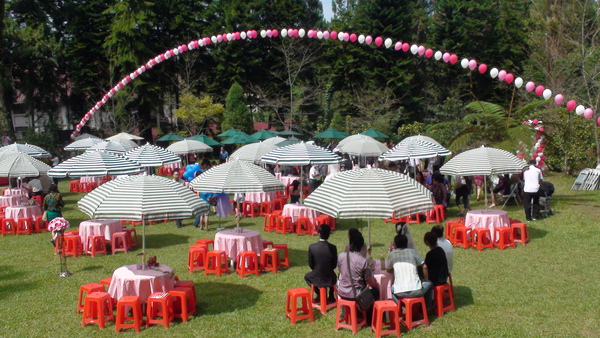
[304,224,337,304]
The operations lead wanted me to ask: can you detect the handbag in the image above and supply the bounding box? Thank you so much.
[346,252,375,311]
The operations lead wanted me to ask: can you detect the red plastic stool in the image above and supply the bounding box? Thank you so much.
[70,180,81,192]
[195,238,214,251]
[310,284,337,314]
[511,222,530,245]
[259,201,272,216]
[79,182,91,193]
[122,227,138,247]
[335,298,367,334]
[446,220,464,242]
[1,218,14,236]
[174,280,197,308]
[494,226,515,250]
[272,243,290,268]
[30,195,43,207]
[86,235,108,257]
[434,283,456,318]
[169,287,196,322]
[399,296,429,330]
[434,204,446,221]
[115,296,143,333]
[236,251,259,278]
[275,216,294,235]
[452,226,472,249]
[263,213,277,232]
[16,217,34,235]
[63,235,83,257]
[272,198,284,212]
[164,167,173,176]
[100,277,112,290]
[77,283,105,313]
[188,245,208,273]
[262,240,273,249]
[407,213,422,224]
[285,288,315,324]
[204,250,228,277]
[35,215,47,233]
[111,232,130,254]
[81,292,115,329]
[146,292,173,328]
[271,210,283,217]
[260,248,280,274]
[472,228,494,251]
[371,300,400,338]
[157,167,165,175]
[242,201,259,218]
[426,209,441,224]
[296,217,312,235]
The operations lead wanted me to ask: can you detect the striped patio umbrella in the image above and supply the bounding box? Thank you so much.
[74,133,101,140]
[0,143,51,158]
[124,144,181,168]
[304,168,434,246]
[313,128,349,139]
[156,132,184,142]
[106,132,144,141]
[47,151,142,178]
[360,128,389,139]
[78,175,209,261]
[229,141,280,163]
[87,140,133,155]
[261,142,342,166]
[0,151,52,177]
[337,134,389,157]
[64,137,104,151]
[251,129,277,141]
[110,138,139,149]
[190,160,284,193]
[380,135,451,161]
[166,139,212,155]
[261,136,286,146]
[188,134,221,146]
[275,136,302,147]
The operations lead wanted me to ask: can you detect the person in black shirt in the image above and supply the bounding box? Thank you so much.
[423,231,448,287]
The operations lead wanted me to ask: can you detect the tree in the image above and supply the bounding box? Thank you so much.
[174,93,224,135]
[222,82,253,133]
[329,112,345,132]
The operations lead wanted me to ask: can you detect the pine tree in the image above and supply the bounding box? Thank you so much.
[222,82,253,133]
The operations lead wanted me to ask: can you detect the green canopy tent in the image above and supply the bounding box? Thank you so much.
[156,132,184,142]
[276,129,303,137]
[188,135,222,146]
[221,132,258,145]
[217,128,240,138]
[251,129,277,141]
[313,128,349,139]
[360,128,389,139]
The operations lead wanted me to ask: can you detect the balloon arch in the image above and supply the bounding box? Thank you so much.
[70,27,596,165]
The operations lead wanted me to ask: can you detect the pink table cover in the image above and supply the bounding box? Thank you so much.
[465,209,510,241]
[164,163,182,170]
[282,203,321,224]
[5,205,42,222]
[372,260,394,300]
[78,219,123,249]
[3,188,28,196]
[0,195,27,207]
[244,191,278,203]
[79,176,102,184]
[214,229,263,260]
[108,264,175,303]
[279,176,300,187]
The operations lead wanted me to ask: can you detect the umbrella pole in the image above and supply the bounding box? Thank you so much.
[300,166,304,203]
[484,177,488,209]
[142,216,146,266]
[368,218,371,249]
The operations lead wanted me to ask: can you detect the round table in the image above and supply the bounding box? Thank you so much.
[371,260,394,300]
[279,176,301,187]
[78,219,123,249]
[4,205,42,222]
[0,195,28,207]
[108,264,175,303]
[282,203,321,224]
[465,209,510,241]
[244,191,278,203]
[214,229,263,261]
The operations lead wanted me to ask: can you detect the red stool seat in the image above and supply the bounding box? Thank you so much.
[111,232,130,254]
[77,283,105,313]
[434,283,456,318]
[236,251,259,278]
[434,204,446,221]
[146,292,173,328]
[1,218,14,236]
[188,245,208,273]
[472,228,494,251]
[204,250,228,277]
[452,226,472,249]
[494,226,515,250]
[511,222,530,245]
[371,300,400,338]
[262,240,273,249]
[272,243,290,268]
[81,292,115,329]
[169,287,196,322]
[122,227,138,247]
[285,288,314,324]
[275,216,294,235]
[296,217,312,235]
[446,219,464,241]
[100,277,112,289]
[263,213,277,232]
[34,215,47,233]
[260,248,280,274]
[195,238,214,251]
[115,296,143,332]
[259,201,272,216]
[310,284,337,314]
[69,180,80,193]
[399,296,429,330]
[335,298,366,334]
[86,235,108,257]
[63,235,83,257]
[16,217,34,235]
[242,201,259,218]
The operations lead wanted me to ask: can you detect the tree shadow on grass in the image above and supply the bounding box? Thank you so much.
[78,265,103,272]
[0,266,35,300]
[143,234,190,249]
[528,226,549,241]
[195,282,262,315]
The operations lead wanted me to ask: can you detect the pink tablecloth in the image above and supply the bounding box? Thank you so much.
[244,191,278,203]
[4,205,42,222]
[0,195,28,207]
[3,188,28,196]
[279,176,301,187]
[79,176,102,184]
[108,264,175,303]
[214,229,263,261]
[465,209,510,241]
[372,260,394,300]
[282,203,321,224]
[78,219,123,249]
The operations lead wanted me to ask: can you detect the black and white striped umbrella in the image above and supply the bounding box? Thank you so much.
[190,160,284,193]
[0,151,52,177]
[106,132,144,141]
[230,141,280,163]
[166,139,212,155]
[380,135,451,161]
[337,134,389,157]
[64,137,104,151]
[0,143,51,158]
[439,146,527,176]
[87,140,134,154]
[261,142,342,166]
[124,144,181,167]
[110,138,139,149]
[47,151,142,178]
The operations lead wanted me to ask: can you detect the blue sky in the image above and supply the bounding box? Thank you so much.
[322,0,333,21]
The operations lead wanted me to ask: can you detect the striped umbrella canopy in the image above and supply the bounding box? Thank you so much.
[109,138,139,149]
[360,128,389,139]
[106,132,144,141]
[190,160,284,193]
[78,175,209,259]
[74,133,101,140]
[156,132,184,142]
[64,137,104,151]
[166,139,212,155]
[87,140,133,155]
[217,128,240,138]
[304,168,434,246]
[262,136,286,146]
[230,141,280,163]
[251,129,277,141]
[439,146,527,176]
[221,131,257,145]
[0,151,52,177]
[47,151,142,178]
[261,142,342,166]
[188,134,221,146]
[124,144,181,167]
[0,143,51,158]
[380,134,450,161]
[313,128,349,139]
[337,134,389,157]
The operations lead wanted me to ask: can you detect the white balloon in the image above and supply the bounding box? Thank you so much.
[461,58,469,69]
[358,35,365,44]
[543,89,552,100]
[434,51,442,60]
[281,29,287,37]
[514,77,523,88]
[173,48,179,55]
[299,28,305,37]
[338,32,344,41]
[317,31,323,39]
[385,38,392,48]
[490,68,499,78]
[410,44,418,55]
[260,30,267,38]
[101,98,107,104]
[538,152,544,157]
[240,31,247,39]
[211,36,217,43]
[536,156,541,162]
[226,33,232,41]
[576,105,585,115]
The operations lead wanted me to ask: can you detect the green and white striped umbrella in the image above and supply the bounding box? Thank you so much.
[439,146,527,176]
[124,144,181,167]
[110,138,139,149]
[261,136,286,146]
[74,133,101,141]
[87,140,133,155]
[380,135,451,161]
[47,151,142,178]
[230,141,280,163]
[166,139,212,155]
[106,132,144,141]
[261,142,342,166]
[337,134,389,157]
[0,151,52,177]
[190,160,284,193]
[0,143,51,158]
[64,137,104,151]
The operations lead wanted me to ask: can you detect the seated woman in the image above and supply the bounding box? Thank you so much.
[289,180,301,203]
[490,174,511,208]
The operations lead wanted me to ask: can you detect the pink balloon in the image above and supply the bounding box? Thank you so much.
[417,45,425,55]
[539,127,545,132]
[116,82,123,89]
[350,33,357,42]
[375,37,383,46]
[181,44,188,52]
[395,42,402,50]
[597,116,600,126]
[109,88,116,95]
[584,108,594,119]
[554,94,564,105]
[449,54,458,65]
[478,63,487,74]
[442,53,450,63]
[323,31,330,39]
[402,43,410,52]
[498,70,507,81]
[307,30,314,38]
[103,94,109,101]
[365,36,373,45]
[331,31,338,40]
[343,33,349,41]
[532,118,539,124]
[525,81,535,92]
[468,59,477,70]
[216,35,223,42]
[266,30,272,38]
[535,85,545,96]
[537,147,543,153]
[272,29,278,37]
[292,29,298,37]
[222,33,229,41]
[425,49,433,58]
[252,30,258,38]
[566,100,577,111]
[505,73,514,84]
[204,37,211,45]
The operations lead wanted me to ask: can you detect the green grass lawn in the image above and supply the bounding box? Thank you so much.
[0,173,598,337]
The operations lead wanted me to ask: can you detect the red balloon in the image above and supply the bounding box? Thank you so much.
[537,147,543,153]
[425,49,433,58]
[272,29,278,37]
[292,29,298,37]
[222,33,228,41]
[181,44,188,52]
[449,54,458,65]
[505,73,514,84]
[252,30,258,38]
[402,43,410,52]
[516,154,524,159]
[478,64,487,74]
[350,33,357,42]
[375,37,383,46]
[566,100,577,111]
[535,85,545,96]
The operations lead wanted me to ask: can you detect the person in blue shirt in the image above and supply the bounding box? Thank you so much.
[194,192,216,230]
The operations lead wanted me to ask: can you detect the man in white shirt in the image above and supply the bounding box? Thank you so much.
[27,176,43,197]
[523,160,543,221]
[432,225,453,273]
[309,164,320,192]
